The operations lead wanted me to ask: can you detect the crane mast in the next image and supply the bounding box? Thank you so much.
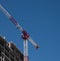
[0,4,39,61]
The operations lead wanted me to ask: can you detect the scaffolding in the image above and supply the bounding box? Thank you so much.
[0,36,23,61]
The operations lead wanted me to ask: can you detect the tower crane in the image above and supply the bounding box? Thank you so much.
[0,4,39,61]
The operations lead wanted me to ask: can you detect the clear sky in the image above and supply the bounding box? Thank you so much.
[0,0,60,61]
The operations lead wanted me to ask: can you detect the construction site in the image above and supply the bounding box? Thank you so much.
[0,4,39,61]
[0,36,23,61]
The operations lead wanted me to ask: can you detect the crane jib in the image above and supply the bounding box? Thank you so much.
[9,16,18,26]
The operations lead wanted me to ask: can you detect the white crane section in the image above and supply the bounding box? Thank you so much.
[24,40,28,56]
[24,40,28,61]
[28,37,39,49]
[0,4,11,18]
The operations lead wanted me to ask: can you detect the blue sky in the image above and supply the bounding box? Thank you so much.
[0,0,60,61]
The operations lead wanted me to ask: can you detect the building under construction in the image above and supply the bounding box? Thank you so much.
[0,36,23,61]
